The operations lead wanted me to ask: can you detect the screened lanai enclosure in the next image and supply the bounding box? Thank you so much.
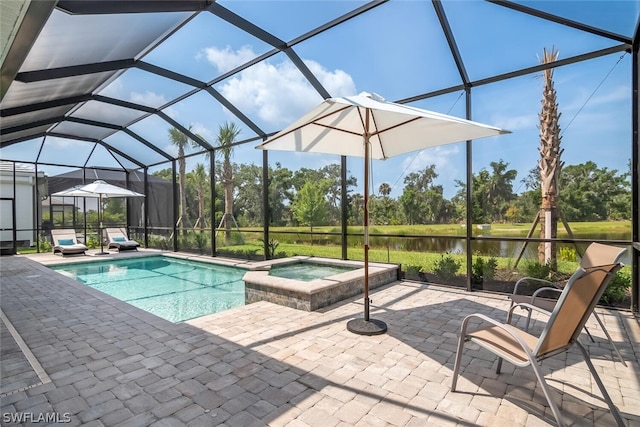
[1,1,639,312]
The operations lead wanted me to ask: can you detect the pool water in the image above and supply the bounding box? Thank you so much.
[269,262,356,281]
[51,256,246,323]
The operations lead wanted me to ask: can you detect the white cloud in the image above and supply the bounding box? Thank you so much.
[46,136,77,149]
[401,145,459,174]
[130,91,167,108]
[387,145,462,195]
[190,122,215,144]
[200,45,356,127]
[198,45,257,74]
[129,91,177,119]
[98,78,123,98]
[491,113,537,131]
[304,59,355,98]
[164,144,178,157]
[564,85,629,111]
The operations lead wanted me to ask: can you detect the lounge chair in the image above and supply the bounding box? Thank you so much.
[105,228,140,251]
[452,260,625,427]
[509,243,627,365]
[51,229,87,256]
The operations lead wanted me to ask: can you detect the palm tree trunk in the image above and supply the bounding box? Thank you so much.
[223,159,233,244]
[198,189,205,230]
[178,146,187,236]
[538,47,563,270]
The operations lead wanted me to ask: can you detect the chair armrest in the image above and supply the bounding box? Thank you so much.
[507,302,554,325]
[531,286,562,304]
[460,313,536,357]
[512,277,555,295]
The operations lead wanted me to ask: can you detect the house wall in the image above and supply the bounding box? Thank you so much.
[0,166,41,246]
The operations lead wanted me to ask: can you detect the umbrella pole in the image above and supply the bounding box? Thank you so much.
[96,194,108,255]
[364,140,370,321]
[346,114,387,335]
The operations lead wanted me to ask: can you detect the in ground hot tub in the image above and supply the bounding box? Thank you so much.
[242,256,399,311]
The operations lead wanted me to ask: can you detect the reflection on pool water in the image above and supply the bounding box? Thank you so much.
[269,262,357,281]
[50,256,246,323]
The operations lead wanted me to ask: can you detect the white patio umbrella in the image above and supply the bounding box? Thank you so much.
[52,180,144,255]
[257,92,510,335]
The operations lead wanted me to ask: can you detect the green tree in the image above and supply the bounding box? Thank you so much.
[292,180,330,232]
[486,160,517,222]
[370,195,402,225]
[152,168,172,181]
[560,161,630,221]
[292,165,356,225]
[348,192,365,225]
[102,198,125,225]
[234,163,264,227]
[187,163,209,230]
[400,165,444,223]
[378,182,391,196]
[268,163,294,226]
[398,188,424,225]
[454,160,517,224]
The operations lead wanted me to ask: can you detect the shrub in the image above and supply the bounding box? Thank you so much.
[433,254,461,282]
[148,236,170,250]
[259,238,280,258]
[600,268,631,305]
[86,234,99,249]
[243,249,259,259]
[179,235,195,250]
[472,256,498,284]
[522,260,552,279]
[558,246,577,262]
[405,265,421,275]
[193,232,209,254]
[484,257,498,280]
[403,264,422,280]
[38,235,52,252]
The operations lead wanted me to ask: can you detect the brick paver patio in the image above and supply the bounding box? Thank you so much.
[1,253,638,426]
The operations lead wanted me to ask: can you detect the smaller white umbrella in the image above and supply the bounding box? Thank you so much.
[52,180,144,254]
[50,185,94,197]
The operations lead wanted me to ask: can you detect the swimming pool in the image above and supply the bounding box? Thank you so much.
[50,256,246,323]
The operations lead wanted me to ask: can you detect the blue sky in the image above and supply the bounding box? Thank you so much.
[4,1,638,199]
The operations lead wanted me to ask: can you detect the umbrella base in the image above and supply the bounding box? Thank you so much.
[93,251,110,256]
[347,318,387,335]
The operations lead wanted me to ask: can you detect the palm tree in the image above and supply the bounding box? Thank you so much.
[487,160,517,222]
[538,47,563,270]
[188,163,209,230]
[168,127,192,234]
[216,121,241,243]
[378,182,391,196]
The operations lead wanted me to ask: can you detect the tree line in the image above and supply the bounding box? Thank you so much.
[152,157,632,230]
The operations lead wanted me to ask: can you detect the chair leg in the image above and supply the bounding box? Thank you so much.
[583,325,597,342]
[529,359,566,427]
[591,311,627,367]
[451,332,467,391]
[523,307,533,332]
[496,357,503,374]
[576,341,625,427]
